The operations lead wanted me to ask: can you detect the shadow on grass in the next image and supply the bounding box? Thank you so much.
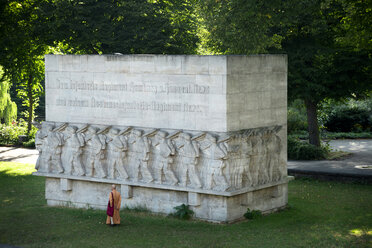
[0,146,18,154]
[0,153,37,162]
[0,162,371,248]
[0,162,36,177]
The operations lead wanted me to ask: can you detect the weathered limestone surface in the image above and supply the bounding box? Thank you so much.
[45,177,287,222]
[226,55,287,131]
[45,54,286,132]
[35,54,288,223]
[35,123,286,191]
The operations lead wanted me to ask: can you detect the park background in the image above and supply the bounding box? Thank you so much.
[0,0,371,247]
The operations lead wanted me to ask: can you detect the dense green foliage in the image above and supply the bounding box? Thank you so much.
[290,131,372,140]
[36,0,199,55]
[289,97,372,142]
[288,136,329,160]
[0,0,47,134]
[0,123,25,145]
[320,98,372,132]
[322,132,372,140]
[172,204,194,220]
[198,0,372,147]
[0,76,17,125]
[288,100,308,134]
[197,0,284,54]
[1,162,371,247]
[288,110,308,133]
[243,208,262,220]
[1,0,371,147]
[325,106,372,132]
[0,119,37,146]
[1,0,200,128]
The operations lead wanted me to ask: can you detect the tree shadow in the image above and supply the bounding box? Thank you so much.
[0,146,18,154]
[0,153,37,162]
[0,162,36,177]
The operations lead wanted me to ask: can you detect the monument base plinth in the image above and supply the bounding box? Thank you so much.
[40,175,288,223]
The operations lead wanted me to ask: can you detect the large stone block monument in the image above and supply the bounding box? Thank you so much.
[34,54,288,222]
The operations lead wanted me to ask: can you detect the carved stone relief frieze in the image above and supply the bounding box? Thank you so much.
[35,122,285,192]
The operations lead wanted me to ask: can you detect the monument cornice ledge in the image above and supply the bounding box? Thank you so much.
[33,172,288,197]
[39,121,282,135]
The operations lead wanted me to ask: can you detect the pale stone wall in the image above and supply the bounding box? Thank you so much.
[45,178,287,223]
[45,55,228,132]
[45,54,287,132]
[226,55,287,131]
[36,54,288,223]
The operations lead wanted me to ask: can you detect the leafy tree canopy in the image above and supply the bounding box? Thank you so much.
[0,0,47,133]
[0,68,17,125]
[198,0,372,146]
[0,0,200,133]
[36,0,199,54]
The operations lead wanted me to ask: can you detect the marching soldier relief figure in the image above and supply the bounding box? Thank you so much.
[256,130,269,185]
[107,128,129,180]
[201,134,229,191]
[248,130,261,186]
[266,127,277,182]
[44,124,66,174]
[177,133,202,188]
[272,126,283,181]
[261,128,271,184]
[129,129,154,183]
[85,126,107,178]
[34,122,50,172]
[240,131,253,187]
[84,126,95,177]
[64,125,86,176]
[153,131,178,185]
[34,123,284,191]
[227,135,243,190]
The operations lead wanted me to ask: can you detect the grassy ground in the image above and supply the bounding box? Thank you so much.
[0,162,371,248]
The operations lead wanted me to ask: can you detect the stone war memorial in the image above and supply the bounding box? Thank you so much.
[33,54,288,223]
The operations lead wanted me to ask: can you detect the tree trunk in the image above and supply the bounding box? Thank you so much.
[27,74,34,135]
[304,99,321,147]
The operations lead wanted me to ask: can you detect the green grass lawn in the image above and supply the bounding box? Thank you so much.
[0,162,371,248]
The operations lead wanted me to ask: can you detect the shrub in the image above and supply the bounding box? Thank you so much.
[288,109,308,133]
[22,138,35,148]
[28,124,38,140]
[288,136,328,160]
[288,100,308,134]
[0,119,38,146]
[321,131,372,139]
[172,204,194,220]
[244,208,262,220]
[324,105,371,132]
[0,123,27,145]
[290,131,372,140]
